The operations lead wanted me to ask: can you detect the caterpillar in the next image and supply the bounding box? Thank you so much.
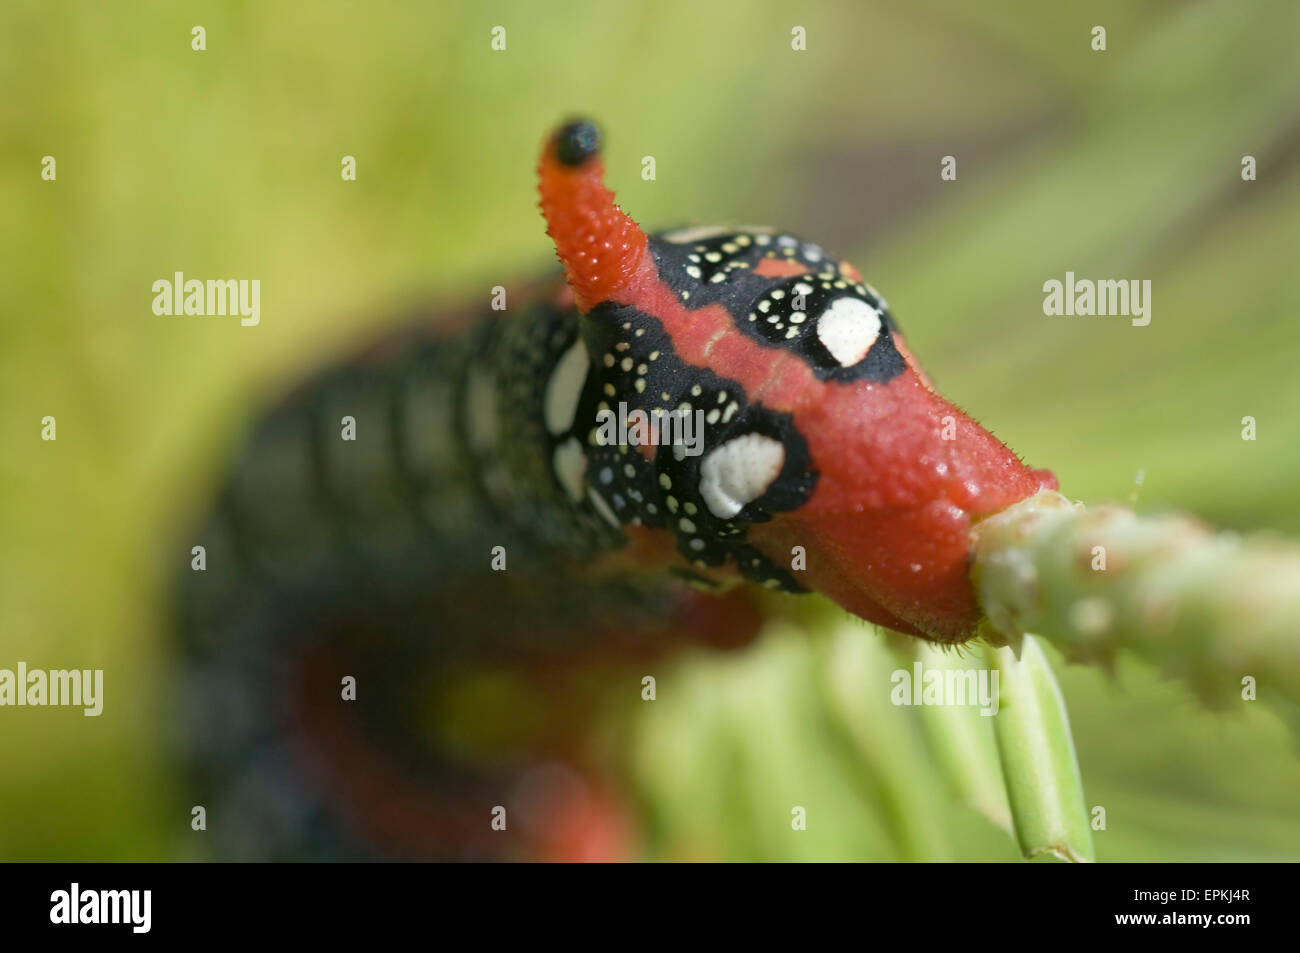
[174,119,1056,861]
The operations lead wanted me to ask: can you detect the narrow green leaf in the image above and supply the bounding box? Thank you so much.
[987,636,1095,862]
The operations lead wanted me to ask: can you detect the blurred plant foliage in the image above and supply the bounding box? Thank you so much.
[1,0,1297,860]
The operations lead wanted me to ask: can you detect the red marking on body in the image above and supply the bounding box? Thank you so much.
[753,257,813,279]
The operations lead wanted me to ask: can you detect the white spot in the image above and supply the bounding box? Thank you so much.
[699,433,785,518]
[552,438,586,501]
[816,297,881,366]
[544,339,589,435]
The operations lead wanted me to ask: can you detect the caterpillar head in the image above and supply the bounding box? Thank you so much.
[539,119,1056,643]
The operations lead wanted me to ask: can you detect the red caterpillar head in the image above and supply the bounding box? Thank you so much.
[539,120,1056,643]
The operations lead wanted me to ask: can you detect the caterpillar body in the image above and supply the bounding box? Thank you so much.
[175,120,1055,861]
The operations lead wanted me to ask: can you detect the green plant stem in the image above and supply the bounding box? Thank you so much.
[972,491,1300,708]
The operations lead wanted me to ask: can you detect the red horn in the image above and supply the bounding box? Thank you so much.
[537,119,650,314]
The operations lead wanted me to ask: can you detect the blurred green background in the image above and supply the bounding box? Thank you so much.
[2,0,1298,860]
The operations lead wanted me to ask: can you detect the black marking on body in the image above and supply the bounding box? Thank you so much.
[648,229,908,384]
[579,302,818,574]
[732,543,807,594]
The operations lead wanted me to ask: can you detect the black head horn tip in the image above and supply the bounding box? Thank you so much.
[554,118,602,166]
